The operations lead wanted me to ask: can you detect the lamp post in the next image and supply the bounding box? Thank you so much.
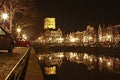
[16,27,21,38]
[1,13,9,30]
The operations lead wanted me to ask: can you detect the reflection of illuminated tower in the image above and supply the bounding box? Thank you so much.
[98,25,102,42]
[44,17,56,29]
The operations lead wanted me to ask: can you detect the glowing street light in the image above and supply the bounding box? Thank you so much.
[16,27,21,38]
[1,13,9,21]
[1,13,9,30]
[22,34,27,40]
[17,28,21,32]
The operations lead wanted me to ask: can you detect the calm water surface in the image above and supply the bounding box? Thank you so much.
[36,52,120,80]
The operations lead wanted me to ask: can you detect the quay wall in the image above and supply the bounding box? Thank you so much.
[32,43,120,56]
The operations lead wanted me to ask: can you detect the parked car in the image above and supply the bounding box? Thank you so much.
[15,38,31,47]
[0,27,15,53]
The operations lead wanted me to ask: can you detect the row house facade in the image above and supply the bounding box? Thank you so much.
[112,25,120,42]
[66,25,96,44]
[37,17,120,44]
[83,25,96,43]
[66,24,120,44]
[42,17,63,43]
[44,28,63,43]
[98,25,120,43]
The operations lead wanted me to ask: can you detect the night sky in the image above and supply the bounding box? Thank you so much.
[33,0,120,32]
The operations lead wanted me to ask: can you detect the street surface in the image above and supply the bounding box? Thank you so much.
[0,47,28,79]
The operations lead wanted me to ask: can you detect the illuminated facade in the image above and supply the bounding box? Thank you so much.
[112,25,120,42]
[38,52,120,74]
[83,25,96,43]
[44,28,63,43]
[98,25,120,43]
[74,31,83,43]
[44,17,56,29]
[43,17,63,43]
[98,25,103,42]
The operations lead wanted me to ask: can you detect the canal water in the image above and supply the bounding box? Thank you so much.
[36,51,120,80]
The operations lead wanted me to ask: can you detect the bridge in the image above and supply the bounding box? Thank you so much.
[0,47,44,80]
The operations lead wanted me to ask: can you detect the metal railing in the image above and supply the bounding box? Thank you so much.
[5,47,30,80]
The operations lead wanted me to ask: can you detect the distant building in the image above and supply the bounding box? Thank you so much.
[106,26,113,42]
[98,25,107,42]
[74,31,83,43]
[65,25,96,44]
[44,17,56,29]
[112,25,120,42]
[85,25,96,43]
[43,17,63,43]
[98,25,120,43]
[44,28,62,43]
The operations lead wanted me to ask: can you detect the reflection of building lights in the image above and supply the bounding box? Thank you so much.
[89,58,93,62]
[55,52,64,58]
[99,36,102,41]
[59,54,64,58]
[99,57,103,63]
[107,62,111,66]
[116,58,119,61]
[37,52,120,75]
[70,52,77,58]
[76,56,79,60]
[83,53,88,59]
[39,57,42,60]
[44,66,56,75]
[49,57,52,60]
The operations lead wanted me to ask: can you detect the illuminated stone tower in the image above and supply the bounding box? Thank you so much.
[44,17,56,29]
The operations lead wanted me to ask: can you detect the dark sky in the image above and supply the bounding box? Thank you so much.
[33,0,120,32]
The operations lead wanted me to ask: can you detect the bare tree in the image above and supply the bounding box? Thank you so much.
[0,0,35,34]
[0,0,4,8]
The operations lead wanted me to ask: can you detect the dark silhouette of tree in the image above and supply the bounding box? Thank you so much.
[0,0,40,39]
[0,0,4,8]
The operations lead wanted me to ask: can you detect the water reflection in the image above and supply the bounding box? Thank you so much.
[37,52,120,80]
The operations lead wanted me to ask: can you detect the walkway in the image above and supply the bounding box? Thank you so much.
[24,47,44,80]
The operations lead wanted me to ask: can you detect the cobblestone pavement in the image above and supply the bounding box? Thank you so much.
[0,47,28,79]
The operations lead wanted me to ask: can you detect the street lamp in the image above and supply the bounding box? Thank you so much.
[1,13,9,30]
[1,13,9,21]
[22,34,27,40]
[16,27,21,38]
